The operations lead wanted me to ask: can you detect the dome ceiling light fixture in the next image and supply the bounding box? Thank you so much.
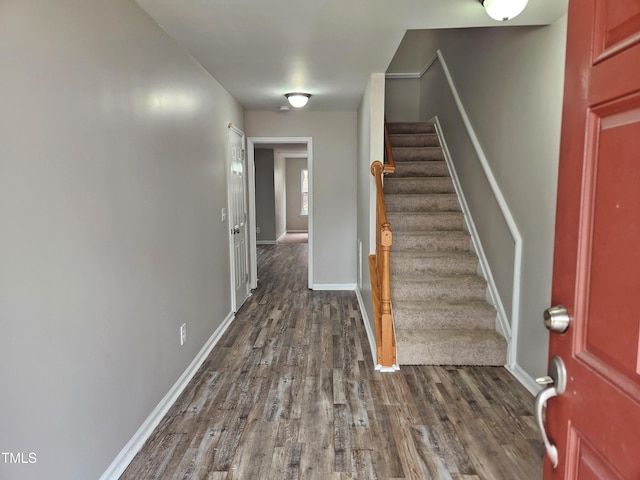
[285,92,311,108]
[481,0,529,21]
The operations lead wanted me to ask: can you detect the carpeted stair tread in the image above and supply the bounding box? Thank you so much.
[391,274,488,302]
[384,177,454,194]
[385,193,460,212]
[393,147,444,162]
[389,133,439,147]
[395,329,507,366]
[392,161,449,177]
[387,122,436,134]
[391,251,478,275]
[388,211,464,231]
[393,230,471,252]
[393,300,496,330]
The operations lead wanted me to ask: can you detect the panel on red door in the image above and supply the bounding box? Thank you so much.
[594,0,640,57]
[570,427,625,480]
[581,95,640,387]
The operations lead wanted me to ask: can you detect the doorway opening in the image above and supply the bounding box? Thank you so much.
[247,137,313,290]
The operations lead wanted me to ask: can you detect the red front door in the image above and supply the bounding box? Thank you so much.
[544,0,640,478]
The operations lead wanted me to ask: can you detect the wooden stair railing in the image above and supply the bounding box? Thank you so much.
[369,119,397,368]
[369,160,396,368]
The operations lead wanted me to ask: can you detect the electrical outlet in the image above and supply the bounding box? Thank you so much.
[221,208,226,222]
[180,323,186,346]
[256,226,261,233]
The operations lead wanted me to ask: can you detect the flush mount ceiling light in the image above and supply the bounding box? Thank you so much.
[481,0,528,21]
[285,92,311,108]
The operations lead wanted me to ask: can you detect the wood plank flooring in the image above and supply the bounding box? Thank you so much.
[120,243,543,480]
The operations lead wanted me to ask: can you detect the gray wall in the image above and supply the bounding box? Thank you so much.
[385,18,567,381]
[356,74,386,355]
[244,111,358,287]
[255,149,276,242]
[385,78,420,122]
[285,158,309,232]
[0,1,243,479]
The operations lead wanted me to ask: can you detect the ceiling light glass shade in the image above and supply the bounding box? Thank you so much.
[285,93,311,108]
[483,0,528,21]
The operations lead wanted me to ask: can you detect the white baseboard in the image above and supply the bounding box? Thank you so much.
[355,287,378,367]
[99,311,235,480]
[376,364,400,372]
[312,283,356,291]
[256,240,276,245]
[506,364,542,396]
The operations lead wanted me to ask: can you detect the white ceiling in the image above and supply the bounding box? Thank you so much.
[136,0,568,111]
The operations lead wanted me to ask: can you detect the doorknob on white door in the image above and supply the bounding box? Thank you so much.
[535,356,567,469]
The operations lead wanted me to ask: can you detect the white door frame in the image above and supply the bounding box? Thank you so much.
[247,137,313,290]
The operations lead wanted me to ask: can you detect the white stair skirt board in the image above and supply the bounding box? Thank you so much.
[433,117,514,357]
[99,311,235,480]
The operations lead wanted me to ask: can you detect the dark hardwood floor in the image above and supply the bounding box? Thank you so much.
[120,243,543,479]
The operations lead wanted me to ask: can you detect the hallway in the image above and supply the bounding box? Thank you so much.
[120,243,543,479]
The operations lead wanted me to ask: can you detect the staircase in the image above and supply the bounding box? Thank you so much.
[385,121,507,366]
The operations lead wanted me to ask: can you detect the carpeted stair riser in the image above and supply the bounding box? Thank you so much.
[384,177,454,194]
[393,147,444,162]
[389,133,440,147]
[392,300,496,330]
[387,122,436,134]
[391,275,487,303]
[388,212,464,231]
[395,329,507,366]
[391,251,478,276]
[385,193,460,212]
[392,231,471,252]
[392,161,449,177]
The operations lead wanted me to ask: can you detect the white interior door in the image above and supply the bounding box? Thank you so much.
[227,123,250,312]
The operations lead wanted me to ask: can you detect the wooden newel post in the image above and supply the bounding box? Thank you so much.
[380,224,395,367]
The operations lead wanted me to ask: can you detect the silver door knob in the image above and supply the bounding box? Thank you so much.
[543,305,570,333]
[534,356,567,469]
